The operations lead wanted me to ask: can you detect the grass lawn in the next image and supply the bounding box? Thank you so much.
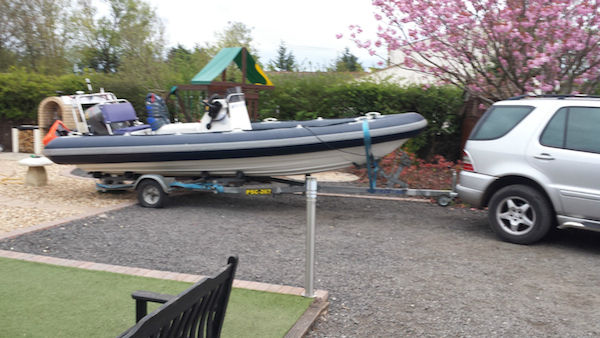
[0,257,313,337]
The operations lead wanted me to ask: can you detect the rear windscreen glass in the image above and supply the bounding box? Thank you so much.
[470,105,534,140]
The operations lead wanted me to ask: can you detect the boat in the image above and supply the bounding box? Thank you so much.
[42,89,427,177]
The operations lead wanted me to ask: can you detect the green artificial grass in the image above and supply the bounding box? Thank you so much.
[0,257,313,337]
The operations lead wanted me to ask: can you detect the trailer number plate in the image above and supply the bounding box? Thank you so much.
[245,188,272,195]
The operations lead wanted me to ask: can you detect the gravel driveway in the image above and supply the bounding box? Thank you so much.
[2,192,600,337]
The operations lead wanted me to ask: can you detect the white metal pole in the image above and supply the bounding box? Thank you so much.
[304,175,317,298]
[33,128,42,155]
[11,128,18,153]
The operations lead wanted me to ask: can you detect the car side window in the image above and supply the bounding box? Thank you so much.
[566,107,600,153]
[540,108,566,148]
[470,105,534,140]
[540,106,600,153]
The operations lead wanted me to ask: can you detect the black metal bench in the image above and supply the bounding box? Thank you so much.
[118,256,238,338]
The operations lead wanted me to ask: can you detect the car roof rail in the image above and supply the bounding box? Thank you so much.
[507,94,600,100]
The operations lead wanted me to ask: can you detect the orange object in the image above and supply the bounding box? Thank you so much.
[42,120,70,145]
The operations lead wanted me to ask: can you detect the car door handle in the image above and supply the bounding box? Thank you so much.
[534,153,555,160]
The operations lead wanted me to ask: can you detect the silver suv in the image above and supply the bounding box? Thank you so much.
[457,95,600,244]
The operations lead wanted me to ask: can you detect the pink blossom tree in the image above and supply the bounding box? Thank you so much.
[345,0,600,103]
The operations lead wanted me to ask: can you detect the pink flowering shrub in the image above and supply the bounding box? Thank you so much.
[348,0,600,101]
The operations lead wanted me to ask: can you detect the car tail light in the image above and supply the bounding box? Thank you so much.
[462,150,474,172]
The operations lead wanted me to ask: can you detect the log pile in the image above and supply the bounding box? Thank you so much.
[18,129,34,153]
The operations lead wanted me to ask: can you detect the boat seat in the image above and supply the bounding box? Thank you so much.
[100,102,151,135]
[112,125,153,135]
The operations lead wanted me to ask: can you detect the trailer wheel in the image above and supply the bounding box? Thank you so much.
[137,179,165,208]
[437,195,452,207]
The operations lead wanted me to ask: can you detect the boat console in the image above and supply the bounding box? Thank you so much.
[154,89,252,135]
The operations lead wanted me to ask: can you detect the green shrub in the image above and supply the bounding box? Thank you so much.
[0,69,56,122]
[258,72,356,120]
[259,73,464,160]
[0,70,159,124]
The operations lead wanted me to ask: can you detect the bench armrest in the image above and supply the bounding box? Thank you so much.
[131,290,175,322]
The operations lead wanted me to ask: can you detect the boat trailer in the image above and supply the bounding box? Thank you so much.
[96,162,457,209]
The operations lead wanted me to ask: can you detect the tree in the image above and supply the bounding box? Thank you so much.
[74,0,164,75]
[0,0,71,73]
[269,41,297,71]
[332,48,363,72]
[167,44,212,82]
[211,21,258,57]
[0,0,17,71]
[167,44,193,79]
[78,21,122,73]
[348,0,600,103]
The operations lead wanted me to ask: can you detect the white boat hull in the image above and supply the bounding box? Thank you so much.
[76,139,407,176]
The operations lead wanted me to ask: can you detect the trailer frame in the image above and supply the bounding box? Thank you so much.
[96,169,457,208]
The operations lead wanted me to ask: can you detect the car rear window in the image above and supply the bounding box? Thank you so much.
[470,105,534,140]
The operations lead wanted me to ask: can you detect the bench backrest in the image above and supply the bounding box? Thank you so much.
[121,256,238,338]
[100,102,138,123]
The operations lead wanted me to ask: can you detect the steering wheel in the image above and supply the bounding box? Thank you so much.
[202,94,223,129]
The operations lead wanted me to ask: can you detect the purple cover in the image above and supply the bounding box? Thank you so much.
[100,102,138,123]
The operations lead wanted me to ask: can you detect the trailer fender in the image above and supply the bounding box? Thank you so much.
[133,175,173,194]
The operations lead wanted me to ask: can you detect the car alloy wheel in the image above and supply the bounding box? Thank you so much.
[488,184,553,244]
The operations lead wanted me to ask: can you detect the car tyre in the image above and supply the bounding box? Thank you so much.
[488,184,553,245]
[137,179,166,208]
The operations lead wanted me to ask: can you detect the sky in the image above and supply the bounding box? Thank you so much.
[144,0,383,70]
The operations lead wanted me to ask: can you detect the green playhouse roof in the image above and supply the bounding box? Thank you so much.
[190,47,273,86]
